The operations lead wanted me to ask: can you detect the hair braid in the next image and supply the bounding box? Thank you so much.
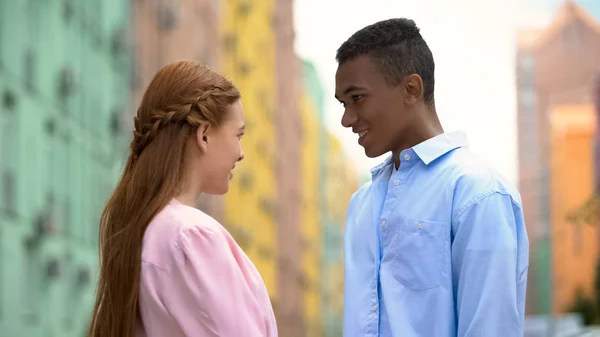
[130,86,230,160]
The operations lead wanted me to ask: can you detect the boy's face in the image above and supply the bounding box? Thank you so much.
[335,55,413,158]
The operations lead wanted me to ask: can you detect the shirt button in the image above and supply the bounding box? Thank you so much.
[393,179,400,186]
[381,219,387,226]
[404,154,411,160]
[373,304,378,311]
[418,222,424,229]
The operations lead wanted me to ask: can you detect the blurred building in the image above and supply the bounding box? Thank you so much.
[596,75,600,193]
[0,1,131,336]
[273,1,306,336]
[300,59,358,337]
[549,105,598,313]
[517,1,600,315]
[300,60,325,337]
[517,27,543,315]
[131,0,222,219]
[321,135,356,336]
[218,0,281,320]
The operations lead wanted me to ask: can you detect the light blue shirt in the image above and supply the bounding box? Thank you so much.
[343,132,529,337]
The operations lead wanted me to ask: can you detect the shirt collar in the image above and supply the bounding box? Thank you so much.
[413,131,469,165]
[370,131,469,174]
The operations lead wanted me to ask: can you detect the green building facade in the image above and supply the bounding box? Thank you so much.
[0,1,131,336]
[302,59,345,337]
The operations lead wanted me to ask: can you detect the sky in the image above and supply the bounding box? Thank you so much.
[293,0,571,185]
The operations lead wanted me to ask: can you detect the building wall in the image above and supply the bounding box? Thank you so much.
[300,58,357,337]
[516,33,540,237]
[532,6,600,232]
[537,12,600,315]
[219,0,279,305]
[0,1,130,336]
[534,16,600,123]
[300,68,324,337]
[322,135,356,336]
[132,0,220,105]
[273,1,305,336]
[549,105,598,313]
[517,29,545,315]
[517,3,600,315]
[131,0,222,219]
[594,74,600,192]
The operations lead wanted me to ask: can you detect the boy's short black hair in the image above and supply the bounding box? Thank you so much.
[336,18,435,104]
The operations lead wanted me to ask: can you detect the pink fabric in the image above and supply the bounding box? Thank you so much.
[136,199,278,337]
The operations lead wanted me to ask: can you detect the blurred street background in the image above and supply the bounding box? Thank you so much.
[1,0,600,336]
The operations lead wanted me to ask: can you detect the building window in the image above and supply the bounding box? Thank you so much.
[520,88,537,109]
[130,47,140,90]
[519,54,534,71]
[156,6,179,32]
[237,61,252,76]
[2,170,15,215]
[57,66,75,101]
[2,90,16,111]
[63,0,74,23]
[45,118,56,136]
[110,27,126,56]
[259,197,278,218]
[24,49,36,92]
[110,109,121,135]
[238,171,254,191]
[223,33,238,53]
[238,0,252,15]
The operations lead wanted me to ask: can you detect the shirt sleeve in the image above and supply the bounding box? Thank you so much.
[452,192,529,337]
[161,226,268,337]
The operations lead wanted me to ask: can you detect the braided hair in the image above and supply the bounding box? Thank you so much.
[130,84,234,160]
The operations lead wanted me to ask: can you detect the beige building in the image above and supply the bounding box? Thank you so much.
[516,1,600,314]
[131,0,222,219]
[273,2,305,335]
[549,105,598,313]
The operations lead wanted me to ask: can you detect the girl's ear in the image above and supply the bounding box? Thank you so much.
[195,121,211,153]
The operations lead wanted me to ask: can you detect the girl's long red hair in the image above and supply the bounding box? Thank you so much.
[87,61,240,337]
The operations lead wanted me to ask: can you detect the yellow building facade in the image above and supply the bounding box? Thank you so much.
[300,59,360,336]
[219,0,278,299]
[324,135,356,318]
[300,87,324,336]
[326,136,357,227]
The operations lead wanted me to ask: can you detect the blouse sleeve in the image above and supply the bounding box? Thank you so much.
[161,226,268,337]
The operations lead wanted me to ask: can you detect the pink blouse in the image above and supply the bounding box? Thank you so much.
[136,199,278,337]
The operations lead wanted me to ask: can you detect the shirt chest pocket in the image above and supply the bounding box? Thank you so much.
[386,218,449,291]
